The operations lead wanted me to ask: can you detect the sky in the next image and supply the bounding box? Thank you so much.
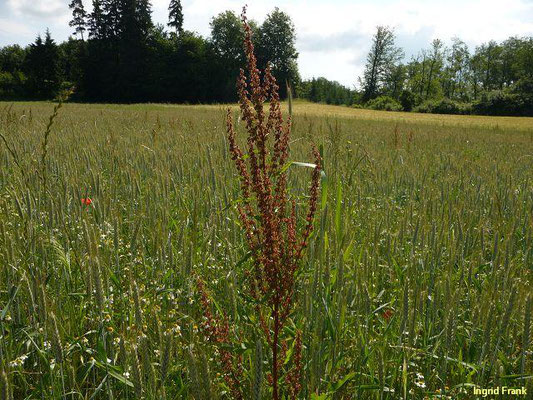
[1,0,533,88]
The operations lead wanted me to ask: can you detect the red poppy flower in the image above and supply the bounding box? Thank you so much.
[81,198,92,206]
[383,309,393,321]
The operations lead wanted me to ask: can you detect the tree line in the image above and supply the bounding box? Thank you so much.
[0,1,531,115]
[301,27,533,116]
[0,0,298,103]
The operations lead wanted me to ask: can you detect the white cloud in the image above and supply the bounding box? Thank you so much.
[0,18,33,36]
[0,16,38,45]
[299,48,364,88]
[7,0,68,20]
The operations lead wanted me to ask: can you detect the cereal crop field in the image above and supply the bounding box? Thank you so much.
[0,99,532,399]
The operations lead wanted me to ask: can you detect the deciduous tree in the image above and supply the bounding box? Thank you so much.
[361,26,404,101]
[256,7,298,98]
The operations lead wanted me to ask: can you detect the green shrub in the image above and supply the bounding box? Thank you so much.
[0,71,26,99]
[511,77,533,97]
[413,101,431,114]
[414,98,471,115]
[366,95,402,111]
[399,90,417,111]
[473,90,533,116]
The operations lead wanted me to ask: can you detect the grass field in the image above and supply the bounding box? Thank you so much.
[0,100,532,399]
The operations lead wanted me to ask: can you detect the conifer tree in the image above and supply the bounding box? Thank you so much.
[68,0,87,40]
[25,30,60,98]
[89,0,105,39]
[136,0,154,39]
[102,0,122,38]
[168,0,184,35]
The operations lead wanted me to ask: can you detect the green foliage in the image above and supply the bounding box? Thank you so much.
[208,11,249,102]
[361,26,404,101]
[169,32,210,103]
[414,98,472,115]
[367,35,532,116]
[168,0,184,35]
[210,11,246,65]
[64,4,299,103]
[58,38,85,96]
[366,95,402,111]
[442,38,470,100]
[399,90,417,111]
[0,71,26,99]
[472,89,533,116]
[0,45,26,74]
[255,7,299,98]
[88,0,105,39]
[300,77,355,106]
[24,30,61,99]
[68,0,88,40]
